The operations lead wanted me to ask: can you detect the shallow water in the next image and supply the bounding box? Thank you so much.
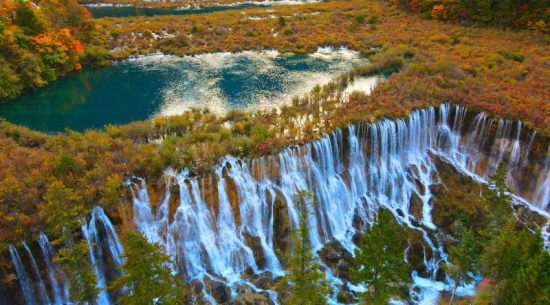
[0,50,372,133]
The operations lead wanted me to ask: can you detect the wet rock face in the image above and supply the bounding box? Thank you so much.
[0,267,23,305]
[271,189,290,254]
[436,125,452,152]
[204,279,231,304]
[317,239,355,281]
[337,282,358,304]
[241,228,268,270]
[409,192,424,222]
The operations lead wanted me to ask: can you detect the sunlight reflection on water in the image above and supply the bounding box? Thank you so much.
[0,49,375,132]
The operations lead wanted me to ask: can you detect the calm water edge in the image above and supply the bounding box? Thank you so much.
[0,50,370,133]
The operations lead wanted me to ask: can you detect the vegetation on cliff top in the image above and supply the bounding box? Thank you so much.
[1,0,550,252]
[0,0,111,99]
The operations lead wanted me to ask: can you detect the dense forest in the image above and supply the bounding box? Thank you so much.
[393,0,550,30]
[0,0,116,99]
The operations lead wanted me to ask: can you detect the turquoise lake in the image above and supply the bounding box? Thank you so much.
[0,50,373,133]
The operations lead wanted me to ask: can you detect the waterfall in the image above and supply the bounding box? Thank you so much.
[10,104,550,305]
[82,206,125,305]
[9,245,38,305]
[37,232,69,304]
[22,242,50,305]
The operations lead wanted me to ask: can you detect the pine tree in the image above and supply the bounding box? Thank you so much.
[510,245,550,304]
[14,2,43,36]
[55,240,100,305]
[481,221,520,283]
[350,209,411,305]
[109,231,185,305]
[443,228,478,305]
[484,161,514,234]
[275,190,331,305]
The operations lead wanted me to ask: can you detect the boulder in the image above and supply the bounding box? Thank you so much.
[255,277,274,290]
[414,178,426,195]
[231,291,275,305]
[318,239,355,281]
[351,232,366,247]
[204,279,231,304]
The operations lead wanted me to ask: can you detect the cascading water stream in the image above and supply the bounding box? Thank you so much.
[9,104,550,305]
[22,242,50,305]
[9,245,38,305]
[82,206,125,305]
[37,232,68,304]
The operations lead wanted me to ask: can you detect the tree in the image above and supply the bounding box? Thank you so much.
[109,231,185,305]
[14,2,43,36]
[510,248,550,304]
[55,240,100,305]
[443,228,478,305]
[278,16,286,27]
[481,221,521,283]
[350,209,411,305]
[275,190,331,305]
[484,161,514,234]
[41,180,87,242]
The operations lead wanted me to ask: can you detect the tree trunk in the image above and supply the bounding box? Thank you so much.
[449,277,459,305]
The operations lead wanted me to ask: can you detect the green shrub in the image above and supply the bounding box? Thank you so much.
[251,125,272,142]
[355,15,365,24]
[435,61,459,73]
[284,29,293,36]
[430,34,453,44]
[368,15,380,24]
[409,63,433,74]
[80,45,113,67]
[498,50,526,62]
[110,28,120,38]
[236,137,254,154]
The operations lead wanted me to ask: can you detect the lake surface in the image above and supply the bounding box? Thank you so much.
[87,1,315,18]
[0,50,373,133]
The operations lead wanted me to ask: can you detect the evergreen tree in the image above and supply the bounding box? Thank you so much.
[109,231,185,305]
[443,228,478,305]
[14,2,43,36]
[510,246,550,304]
[275,190,331,305]
[350,209,411,305]
[484,161,514,234]
[481,221,521,283]
[55,240,100,305]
